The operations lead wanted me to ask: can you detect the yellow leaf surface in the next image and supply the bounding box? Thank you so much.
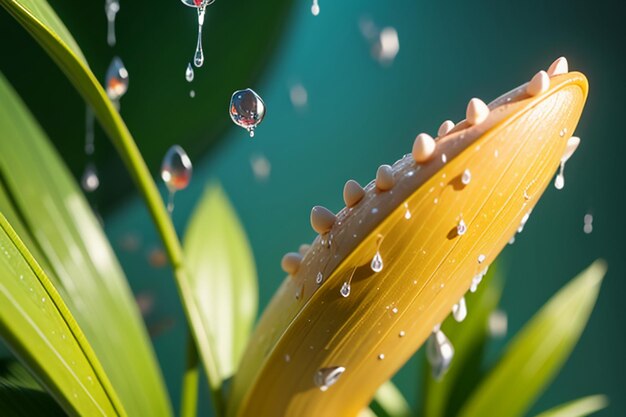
[228,71,588,417]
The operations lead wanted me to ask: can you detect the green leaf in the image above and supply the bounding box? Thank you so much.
[533,395,608,417]
[457,260,607,417]
[0,73,172,417]
[421,266,503,417]
[0,214,126,416]
[370,380,411,417]
[183,184,258,382]
[0,359,66,417]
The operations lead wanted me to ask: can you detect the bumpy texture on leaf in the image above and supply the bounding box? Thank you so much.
[229,71,589,417]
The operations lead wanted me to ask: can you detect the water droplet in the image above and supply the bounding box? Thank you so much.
[371,27,400,65]
[104,0,120,47]
[41,297,46,303]
[554,161,565,190]
[377,353,385,360]
[316,272,324,284]
[340,281,351,298]
[559,127,568,137]
[441,153,447,163]
[289,83,308,108]
[193,7,207,67]
[391,307,398,314]
[488,309,508,338]
[314,366,345,392]
[161,145,193,213]
[518,210,532,233]
[81,164,100,192]
[456,219,467,236]
[105,57,129,102]
[250,154,271,181]
[185,63,195,82]
[370,251,383,272]
[461,169,471,185]
[311,0,320,16]
[508,236,516,245]
[84,106,95,155]
[452,296,467,322]
[284,354,291,362]
[404,202,411,219]
[478,254,486,264]
[229,88,266,137]
[189,90,196,98]
[426,329,454,380]
[583,213,593,234]
[399,330,405,337]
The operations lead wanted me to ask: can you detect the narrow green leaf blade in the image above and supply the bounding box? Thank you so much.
[370,380,411,417]
[533,395,608,417]
[458,260,606,417]
[0,359,66,417]
[0,73,172,417]
[183,184,258,381]
[0,214,125,417]
[421,267,503,417]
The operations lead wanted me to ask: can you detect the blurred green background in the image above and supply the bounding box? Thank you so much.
[1,0,624,416]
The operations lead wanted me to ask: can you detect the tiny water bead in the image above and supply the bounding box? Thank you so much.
[370,251,383,273]
[340,281,351,298]
[314,366,345,392]
[81,164,100,192]
[104,0,120,47]
[105,57,129,102]
[161,145,193,212]
[229,88,266,137]
[311,0,320,16]
[185,63,195,82]
[584,213,593,234]
[456,218,467,236]
[461,168,471,185]
[451,296,467,322]
[316,272,324,284]
[426,328,454,380]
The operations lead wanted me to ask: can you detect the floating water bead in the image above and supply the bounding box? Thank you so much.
[185,63,194,82]
[104,0,120,47]
[105,57,129,102]
[311,0,320,16]
[229,88,266,137]
[81,164,100,193]
[161,145,193,212]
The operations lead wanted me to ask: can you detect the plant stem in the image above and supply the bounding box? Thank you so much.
[180,332,199,417]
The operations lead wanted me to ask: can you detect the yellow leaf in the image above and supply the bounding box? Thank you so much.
[228,70,588,417]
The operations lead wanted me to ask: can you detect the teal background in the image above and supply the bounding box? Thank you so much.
[2,0,625,416]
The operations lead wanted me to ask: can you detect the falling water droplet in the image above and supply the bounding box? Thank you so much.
[456,219,467,236]
[105,57,129,102]
[452,296,467,322]
[316,272,324,284]
[189,90,196,98]
[229,88,266,137]
[81,164,100,192]
[370,251,383,273]
[185,63,195,82]
[554,161,565,190]
[104,0,120,47]
[84,106,95,155]
[488,309,508,338]
[314,366,345,392]
[461,169,471,185]
[311,0,320,16]
[340,281,351,298]
[426,329,454,380]
[583,213,593,234]
[161,145,193,213]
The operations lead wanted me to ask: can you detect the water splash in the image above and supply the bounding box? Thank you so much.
[451,296,467,322]
[161,145,193,213]
[185,63,195,82]
[104,0,120,47]
[426,328,454,380]
[314,366,345,392]
[229,88,266,137]
[105,57,129,105]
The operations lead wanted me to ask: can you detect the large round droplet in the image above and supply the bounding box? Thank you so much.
[313,366,345,392]
[105,57,129,101]
[161,145,193,192]
[229,88,266,137]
